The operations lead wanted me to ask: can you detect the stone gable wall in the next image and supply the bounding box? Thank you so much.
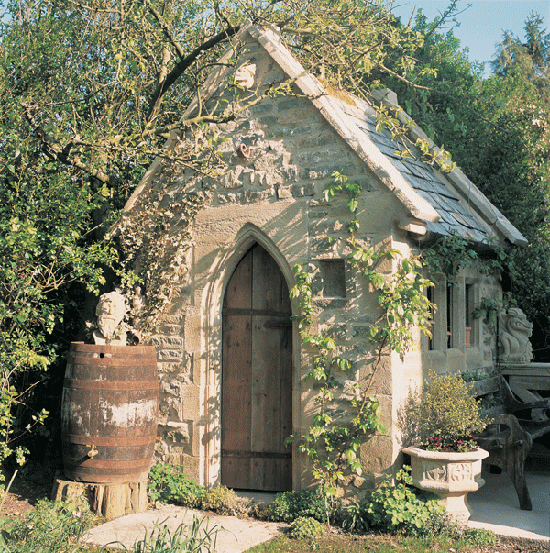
[138,34,501,492]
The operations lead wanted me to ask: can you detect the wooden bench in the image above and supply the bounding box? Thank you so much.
[471,375,550,511]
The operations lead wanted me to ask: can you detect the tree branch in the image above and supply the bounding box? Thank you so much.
[146,25,240,121]
[145,0,185,60]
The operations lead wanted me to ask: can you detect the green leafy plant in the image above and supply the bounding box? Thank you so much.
[122,516,219,553]
[415,137,457,173]
[147,464,251,516]
[200,485,251,516]
[421,233,479,285]
[472,295,516,333]
[268,490,330,524]
[148,463,203,506]
[457,527,499,547]
[1,498,95,552]
[363,467,445,536]
[201,486,231,511]
[289,516,325,539]
[341,500,371,534]
[460,369,490,382]
[473,297,501,329]
[404,371,490,452]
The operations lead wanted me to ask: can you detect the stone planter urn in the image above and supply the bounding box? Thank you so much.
[402,446,489,522]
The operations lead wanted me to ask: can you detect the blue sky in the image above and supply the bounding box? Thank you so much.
[389,0,550,72]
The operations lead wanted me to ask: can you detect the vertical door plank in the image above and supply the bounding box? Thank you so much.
[222,313,251,451]
[222,250,253,489]
[224,252,252,309]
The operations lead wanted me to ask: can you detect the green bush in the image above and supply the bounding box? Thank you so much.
[345,467,446,536]
[251,502,273,520]
[200,485,251,516]
[1,498,95,552]
[268,490,330,523]
[200,484,230,512]
[195,486,247,515]
[148,464,252,516]
[148,463,203,506]
[342,500,370,534]
[289,516,325,539]
[408,517,498,545]
[405,371,489,451]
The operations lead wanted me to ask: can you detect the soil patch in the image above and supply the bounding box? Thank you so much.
[1,471,52,520]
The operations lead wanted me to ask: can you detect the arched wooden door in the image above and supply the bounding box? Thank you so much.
[221,243,292,491]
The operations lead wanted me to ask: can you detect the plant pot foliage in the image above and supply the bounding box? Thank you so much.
[404,371,490,452]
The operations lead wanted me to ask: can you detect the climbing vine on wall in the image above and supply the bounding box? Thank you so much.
[113,129,227,335]
[289,172,434,500]
[421,232,506,285]
[115,177,209,336]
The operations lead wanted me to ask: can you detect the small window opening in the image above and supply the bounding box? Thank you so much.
[446,285,453,349]
[427,286,435,351]
[320,259,346,298]
[465,283,475,348]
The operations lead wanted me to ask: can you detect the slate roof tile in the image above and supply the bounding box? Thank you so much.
[339,99,494,241]
[387,158,412,176]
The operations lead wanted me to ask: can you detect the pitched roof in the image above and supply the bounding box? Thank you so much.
[247,24,526,247]
[127,23,527,248]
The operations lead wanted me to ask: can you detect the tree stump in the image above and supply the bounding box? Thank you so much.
[51,474,148,519]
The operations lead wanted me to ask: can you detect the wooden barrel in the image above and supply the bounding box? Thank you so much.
[61,342,158,483]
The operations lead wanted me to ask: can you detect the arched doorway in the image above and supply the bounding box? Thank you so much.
[221,243,292,491]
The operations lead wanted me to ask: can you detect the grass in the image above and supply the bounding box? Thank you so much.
[246,533,499,553]
[72,522,501,553]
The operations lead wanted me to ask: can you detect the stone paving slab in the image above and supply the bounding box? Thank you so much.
[468,470,549,541]
[84,503,288,552]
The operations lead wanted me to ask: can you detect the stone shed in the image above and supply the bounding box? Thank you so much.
[123,24,527,493]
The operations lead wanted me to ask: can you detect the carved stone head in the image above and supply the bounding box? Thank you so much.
[95,291,126,339]
[235,63,257,89]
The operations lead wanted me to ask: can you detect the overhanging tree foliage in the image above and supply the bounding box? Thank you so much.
[0,89,117,472]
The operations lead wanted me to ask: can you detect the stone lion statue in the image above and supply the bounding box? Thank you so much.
[498,307,533,364]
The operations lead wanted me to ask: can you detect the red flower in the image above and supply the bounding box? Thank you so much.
[427,436,442,448]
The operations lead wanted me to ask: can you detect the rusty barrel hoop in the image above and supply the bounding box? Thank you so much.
[61,342,158,483]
